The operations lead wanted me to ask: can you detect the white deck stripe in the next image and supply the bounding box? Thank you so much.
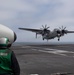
[21,46,74,57]
[32,47,74,56]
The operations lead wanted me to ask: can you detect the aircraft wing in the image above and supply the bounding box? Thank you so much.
[66,30,74,33]
[18,28,42,33]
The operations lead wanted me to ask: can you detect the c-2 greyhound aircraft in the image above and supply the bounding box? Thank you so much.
[18,25,74,41]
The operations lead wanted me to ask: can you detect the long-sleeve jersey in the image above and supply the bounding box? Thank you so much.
[11,51,20,75]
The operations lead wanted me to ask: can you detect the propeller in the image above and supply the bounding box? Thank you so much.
[41,24,50,35]
[42,24,50,29]
[38,24,50,40]
[59,25,67,34]
[57,26,67,41]
[35,25,50,38]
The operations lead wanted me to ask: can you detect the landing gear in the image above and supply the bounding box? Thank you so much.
[57,34,61,41]
[58,36,60,41]
[43,38,44,40]
[36,33,37,38]
[58,38,60,41]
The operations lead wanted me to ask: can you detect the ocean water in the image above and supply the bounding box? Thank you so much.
[12,42,74,46]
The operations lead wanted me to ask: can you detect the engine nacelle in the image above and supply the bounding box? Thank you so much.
[0,24,17,44]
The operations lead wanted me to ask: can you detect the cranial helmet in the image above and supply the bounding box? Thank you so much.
[0,37,11,48]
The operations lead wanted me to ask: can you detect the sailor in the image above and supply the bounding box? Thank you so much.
[0,37,20,75]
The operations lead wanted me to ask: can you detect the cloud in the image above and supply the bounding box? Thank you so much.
[0,0,37,21]
[0,0,36,12]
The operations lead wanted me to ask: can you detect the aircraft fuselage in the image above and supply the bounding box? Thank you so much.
[42,30,57,40]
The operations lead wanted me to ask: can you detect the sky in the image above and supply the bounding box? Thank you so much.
[0,0,74,42]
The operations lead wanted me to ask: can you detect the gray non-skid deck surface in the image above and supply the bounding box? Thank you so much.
[11,44,74,75]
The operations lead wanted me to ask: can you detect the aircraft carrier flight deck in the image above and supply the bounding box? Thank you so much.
[11,43,74,75]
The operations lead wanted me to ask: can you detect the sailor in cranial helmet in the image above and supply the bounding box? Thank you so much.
[0,37,20,75]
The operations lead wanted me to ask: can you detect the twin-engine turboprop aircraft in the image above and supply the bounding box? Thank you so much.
[0,24,74,42]
[18,25,74,41]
